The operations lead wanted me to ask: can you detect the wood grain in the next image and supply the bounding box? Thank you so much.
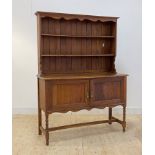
[36,12,127,145]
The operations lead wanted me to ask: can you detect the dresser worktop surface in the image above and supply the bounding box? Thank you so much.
[37,73,128,80]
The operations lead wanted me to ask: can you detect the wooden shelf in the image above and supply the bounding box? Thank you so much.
[41,54,115,57]
[38,12,117,75]
[41,33,115,38]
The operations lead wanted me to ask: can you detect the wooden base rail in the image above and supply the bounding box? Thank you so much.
[112,116,123,124]
[39,115,126,145]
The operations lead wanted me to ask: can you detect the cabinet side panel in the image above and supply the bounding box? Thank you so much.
[37,16,41,74]
[121,76,127,105]
[39,79,46,111]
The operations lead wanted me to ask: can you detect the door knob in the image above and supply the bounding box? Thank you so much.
[91,94,94,98]
[85,92,89,103]
[86,92,89,98]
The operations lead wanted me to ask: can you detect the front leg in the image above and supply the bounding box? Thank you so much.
[122,105,126,132]
[45,113,49,145]
[38,78,42,135]
[108,107,112,124]
[38,108,42,135]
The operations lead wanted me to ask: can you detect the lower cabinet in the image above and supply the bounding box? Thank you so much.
[39,76,127,113]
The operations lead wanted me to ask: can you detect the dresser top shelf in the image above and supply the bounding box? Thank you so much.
[37,73,127,80]
[36,12,118,75]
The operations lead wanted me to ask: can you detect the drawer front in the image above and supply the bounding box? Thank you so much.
[90,76,126,107]
[45,80,89,112]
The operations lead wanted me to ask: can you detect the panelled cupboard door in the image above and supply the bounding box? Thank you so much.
[90,77,126,107]
[46,80,89,112]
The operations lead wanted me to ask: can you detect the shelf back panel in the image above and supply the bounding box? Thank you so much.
[41,36,115,55]
[41,57,115,75]
[41,17,116,36]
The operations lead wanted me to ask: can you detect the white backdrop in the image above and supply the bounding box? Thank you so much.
[12,0,142,114]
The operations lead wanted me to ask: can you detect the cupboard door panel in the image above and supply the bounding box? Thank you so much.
[94,80,121,100]
[46,80,89,112]
[90,77,126,106]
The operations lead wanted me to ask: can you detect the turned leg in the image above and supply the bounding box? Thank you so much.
[109,107,112,124]
[122,106,126,132]
[38,78,42,135]
[38,108,42,135]
[45,113,49,145]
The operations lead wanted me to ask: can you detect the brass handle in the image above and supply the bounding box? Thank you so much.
[91,94,94,98]
[85,92,89,102]
[86,92,89,98]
